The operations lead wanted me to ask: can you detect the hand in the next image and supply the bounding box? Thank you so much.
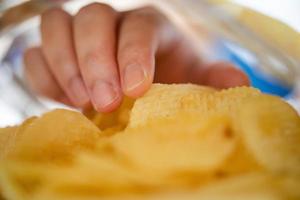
[24,3,249,112]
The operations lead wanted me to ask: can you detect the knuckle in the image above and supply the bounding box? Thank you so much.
[83,50,99,67]
[127,6,162,24]
[88,2,114,13]
[139,6,160,14]
[42,7,69,21]
[76,3,115,19]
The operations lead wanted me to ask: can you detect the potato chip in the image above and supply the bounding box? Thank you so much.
[217,142,262,176]
[84,97,134,132]
[214,86,261,114]
[27,152,212,199]
[0,160,51,200]
[237,95,300,174]
[0,126,18,160]
[43,153,155,196]
[129,85,260,128]
[166,173,299,200]
[14,117,37,137]
[0,117,37,160]
[35,173,298,200]
[7,109,101,162]
[129,84,216,127]
[104,114,236,174]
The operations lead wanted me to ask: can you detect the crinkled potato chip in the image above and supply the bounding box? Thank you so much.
[0,126,17,160]
[162,173,300,200]
[129,84,260,128]
[84,97,134,133]
[40,114,236,196]
[213,86,261,114]
[7,109,101,162]
[238,95,300,174]
[0,117,37,160]
[0,161,51,200]
[33,173,300,200]
[102,114,236,174]
[42,153,159,196]
[217,142,262,176]
[129,84,216,127]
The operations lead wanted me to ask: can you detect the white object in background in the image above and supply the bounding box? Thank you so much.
[232,0,300,32]
[0,100,23,126]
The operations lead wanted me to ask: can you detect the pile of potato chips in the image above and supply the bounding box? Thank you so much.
[0,83,299,200]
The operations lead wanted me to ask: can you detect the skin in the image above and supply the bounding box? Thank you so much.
[24,3,249,113]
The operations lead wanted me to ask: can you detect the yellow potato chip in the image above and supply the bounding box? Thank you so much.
[43,153,154,196]
[170,173,299,200]
[0,117,37,160]
[28,151,212,199]
[37,173,298,200]
[237,95,300,174]
[217,142,262,176]
[129,84,216,127]
[129,85,260,128]
[103,114,236,174]
[7,109,101,162]
[214,86,261,114]
[84,97,134,132]
[0,160,51,200]
[0,126,17,160]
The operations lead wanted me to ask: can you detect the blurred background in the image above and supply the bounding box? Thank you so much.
[0,0,299,127]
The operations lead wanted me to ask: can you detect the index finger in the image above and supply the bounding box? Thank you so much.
[118,7,177,97]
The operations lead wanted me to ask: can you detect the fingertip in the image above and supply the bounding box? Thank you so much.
[123,80,152,98]
[203,62,250,89]
[226,67,250,87]
[94,98,123,113]
[91,80,123,113]
[121,63,152,98]
[93,96,123,113]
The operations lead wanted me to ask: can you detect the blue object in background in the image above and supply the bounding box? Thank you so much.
[215,40,293,97]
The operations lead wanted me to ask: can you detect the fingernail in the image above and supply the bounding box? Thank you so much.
[92,80,119,109]
[123,64,147,92]
[69,76,89,106]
